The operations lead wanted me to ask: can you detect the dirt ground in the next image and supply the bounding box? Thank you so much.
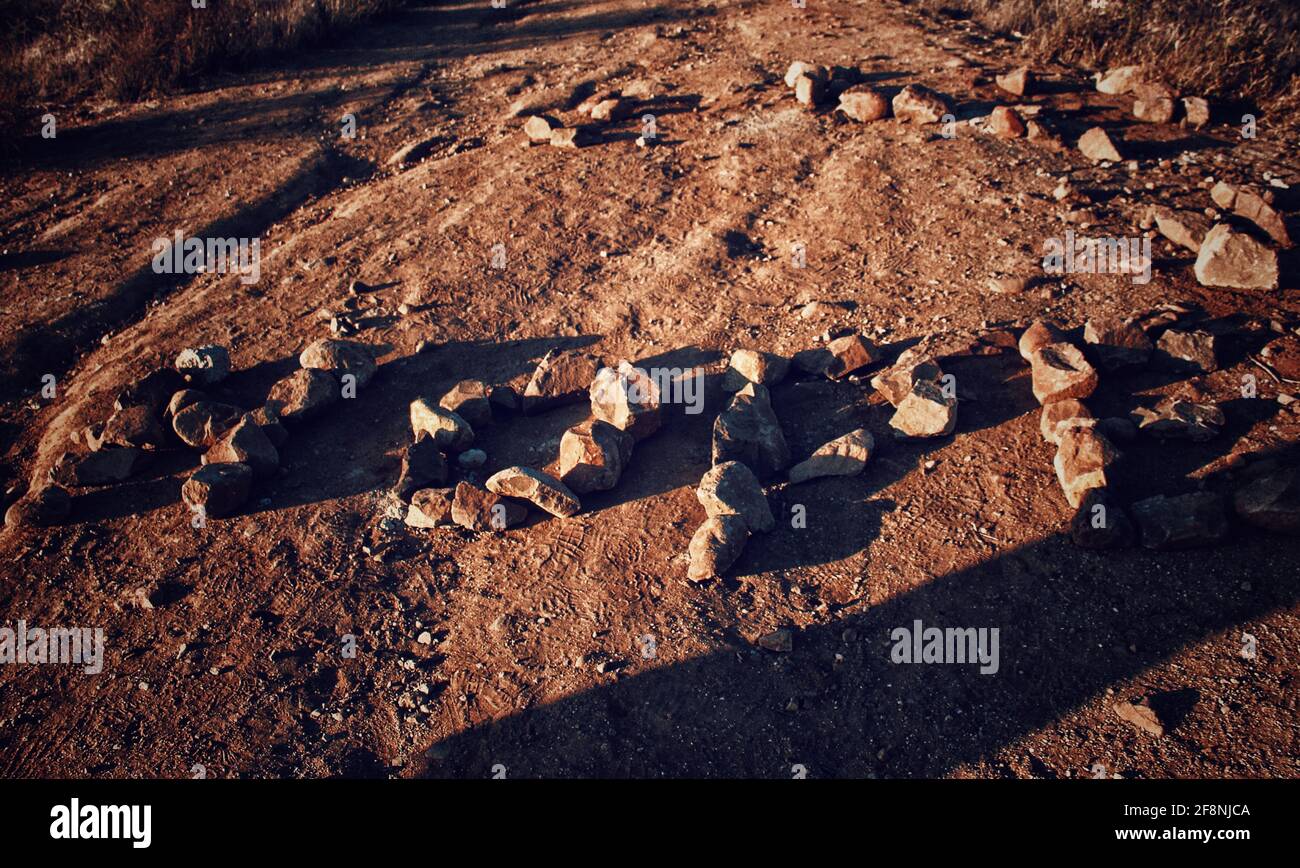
[1,0,1297,779]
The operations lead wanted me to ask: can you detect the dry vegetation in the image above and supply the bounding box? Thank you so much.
[917,0,1300,106]
[0,0,405,128]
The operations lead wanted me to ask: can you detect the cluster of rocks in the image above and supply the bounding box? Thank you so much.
[782,61,952,127]
[522,83,654,149]
[1020,315,1298,549]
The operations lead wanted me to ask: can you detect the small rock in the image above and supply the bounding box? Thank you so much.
[1193,223,1280,290]
[115,369,184,414]
[100,404,167,450]
[166,389,208,418]
[1096,65,1144,95]
[450,482,528,532]
[988,106,1025,139]
[457,448,488,470]
[1233,466,1300,534]
[1083,317,1153,371]
[1132,82,1176,124]
[712,383,790,478]
[1182,96,1210,128]
[1054,426,1119,508]
[267,368,339,424]
[836,87,889,121]
[871,351,943,407]
[1152,207,1211,253]
[1071,488,1134,549]
[394,434,448,501]
[1131,397,1224,442]
[4,485,72,528]
[686,515,749,580]
[1113,700,1165,737]
[405,488,454,529]
[524,349,602,414]
[723,349,789,391]
[1018,320,1066,362]
[299,339,377,389]
[203,417,279,478]
[792,347,834,376]
[523,115,555,143]
[549,126,594,148]
[1153,329,1218,373]
[696,461,774,532]
[1040,399,1093,445]
[1209,182,1292,247]
[410,399,475,452]
[784,61,825,88]
[824,333,880,379]
[793,73,826,107]
[1030,343,1099,404]
[788,429,873,483]
[488,384,521,414]
[439,379,493,428]
[558,419,633,494]
[486,467,581,518]
[1078,126,1122,162]
[1131,492,1230,550]
[182,462,253,519]
[174,345,231,386]
[891,84,950,124]
[590,98,632,122]
[589,362,662,440]
[995,67,1033,96]
[757,629,793,653]
[890,380,958,438]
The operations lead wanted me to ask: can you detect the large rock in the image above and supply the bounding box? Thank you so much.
[788,428,873,483]
[1193,223,1280,290]
[1030,343,1099,404]
[1041,399,1093,445]
[1054,426,1118,508]
[410,399,475,452]
[50,447,148,487]
[1233,467,1300,534]
[686,515,750,581]
[696,461,773,532]
[4,485,71,528]
[244,406,288,448]
[1018,320,1066,362]
[1153,329,1218,373]
[299,339,377,389]
[100,404,167,450]
[824,333,880,379]
[166,389,208,419]
[723,349,789,391]
[1131,492,1229,550]
[1209,182,1292,247]
[405,487,454,529]
[172,401,243,449]
[450,482,528,532]
[182,462,253,519]
[439,380,493,428]
[267,368,339,424]
[174,345,231,386]
[871,350,942,407]
[890,380,957,438]
[524,350,602,414]
[891,85,950,124]
[1071,488,1134,549]
[712,382,790,478]
[395,434,448,501]
[1078,127,1122,162]
[1083,317,1152,371]
[836,87,889,122]
[1132,398,1224,442]
[557,419,633,494]
[486,466,581,518]
[590,362,662,440]
[203,417,279,478]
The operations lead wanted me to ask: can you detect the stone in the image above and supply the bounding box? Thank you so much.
[438,379,492,428]
[792,347,833,376]
[524,350,602,414]
[523,115,555,143]
[405,488,454,529]
[712,383,790,478]
[784,61,825,88]
[486,466,581,518]
[245,406,288,448]
[988,106,1025,139]
[590,98,631,122]
[49,448,148,487]
[100,404,167,449]
[557,419,633,494]
[1083,317,1153,371]
[174,345,231,386]
[723,349,789,391]
[1131,492,1229,550]
[1209,183,1292,247]
[488,384,521,414]
[1153,207,1211,253]
[1131,398,1224,442]
[696,461,774,532]
[1030,343,1099,404]
[824,333,880,379]
[115,369,184,413]
[450,482,528,532]
[1096,65,1144,95]
[1054,427,1119,508]
[1040,399,1093,445]
[1071,488,1134,549]
[836,87,889,122]
[267,368,339,424]
[182,462,253,519]
[589,362,662,440]
[203,417,279,479]
[793,74,826,106]
[410,398,475,452]
[995,67,1033,96]
[1193,223,1280,290]
[686,515,749,581]
[4,485,71,528]
[1153,329,1218,373]
[549,127,594,148]
[1182,96,1210,128]
[1018,320,1066,362]
[166,389,208,419]
[1132,82,1176,123]
[891,85,949,124]
[457,449,487,469]
[757,629,793,653]
[1233,466,1300,534]
[1113,701,1165,737]
[1096,416,1138,444]
[890,380,957,438]
[299,339,377,389]
[871,351,943,407]
[1078,126,1122,162]
[395,434,448,501]
[788,429,873,483]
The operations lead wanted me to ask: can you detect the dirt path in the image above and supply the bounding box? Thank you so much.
[1,0,1297,778]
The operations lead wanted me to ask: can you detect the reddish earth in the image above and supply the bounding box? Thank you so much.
[0,0,1297,778]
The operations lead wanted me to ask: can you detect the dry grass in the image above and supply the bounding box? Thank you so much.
[917,0,1300,106]
[0,0,405,130]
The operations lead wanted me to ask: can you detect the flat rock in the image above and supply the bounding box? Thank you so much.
[267,368,339,424]
[395,434,449,502]
[203,417,279,478]
[1071,488,1134,549]
[1193,223,1280,290]
[1030,343,1098,405]
[1232,466,1300,534]
[524,349,602,414]
[486,466,581,518]
[723,349,789,391]
[891,85,949,124]
[405,487,454,529]
[174,345,231,386]
[4,485,71,528]
[299,339,377,389]
[1054,426,1118,508]
[1153,207,1211,253]
[440,379,493,428]
[1131,492,1230,550]
[1113,700,1165,737]
[712,383,790,478]
[558,419,633,494]
[890,379,957,438]
[1131,397,1224,441]
[696,461,774,532]
[590,362,662,439]
[1078,126,1122,162]
[450,482,528,532]
[182,462,253,519]
[686,515,750,581]
[410,398,475,452]
[1083,317,1152,371]
[1153,329,1218,373]
[788,428,873,483]
[1209,182,1292,247]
